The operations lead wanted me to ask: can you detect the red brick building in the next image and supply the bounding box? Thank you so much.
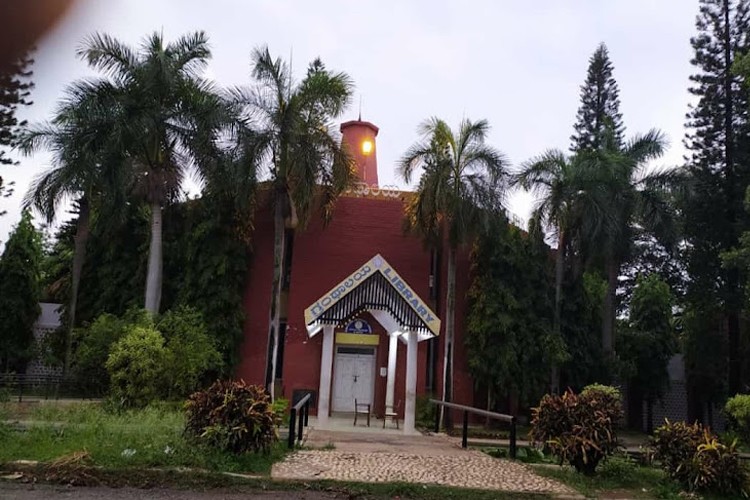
[236,119,475,432]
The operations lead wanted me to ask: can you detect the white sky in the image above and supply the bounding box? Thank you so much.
[0,0,698,245]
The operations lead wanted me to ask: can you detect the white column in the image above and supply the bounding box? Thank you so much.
[385,331,399,413]
[404,330,418,434]
[317,325,335,428]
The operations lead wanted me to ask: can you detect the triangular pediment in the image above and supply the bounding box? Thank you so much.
[304,254,441,337]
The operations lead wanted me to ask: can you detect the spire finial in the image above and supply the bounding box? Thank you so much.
[358,95,362,121]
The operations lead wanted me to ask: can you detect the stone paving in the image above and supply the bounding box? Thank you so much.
[272,418,574,495]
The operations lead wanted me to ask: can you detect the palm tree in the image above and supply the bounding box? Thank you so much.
[16,79,125,375]
[582,128,673,354]
[229,47,355,399]
[514,150,615,390]
[400,117,509,427]
[75,31,229,314]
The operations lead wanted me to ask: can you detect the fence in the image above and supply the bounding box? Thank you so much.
[0,373,96,402]
[287,393,312,449]
[431,399,517,458]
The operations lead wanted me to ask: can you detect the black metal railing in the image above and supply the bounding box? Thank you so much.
[430,399,517,458]
[287,393,312,449]
[0,373,72,402]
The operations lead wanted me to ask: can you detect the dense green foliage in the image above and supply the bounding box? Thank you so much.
[570,43,625,152]
[157,306,223,398]
[651,420,747,495]
[466,217,566,408]
[530,385,622,475]
[185,380,279,454]
[0,50,33,168]
[681,0,750,402]
[0,211,43,372]
[106,325,169,408]
[725,394,750,445]
[75,307,221,405]
[45,196,250,370]
[619,274,677,429]
[558,272,609,389]
[72,309,150,395]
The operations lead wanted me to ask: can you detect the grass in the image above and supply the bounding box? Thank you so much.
[0,401,286,474]
[532,454,750,499]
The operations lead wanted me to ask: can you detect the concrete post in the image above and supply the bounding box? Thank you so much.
[317,325,335,428]
[404,330,418,434]
[385,331,399,413]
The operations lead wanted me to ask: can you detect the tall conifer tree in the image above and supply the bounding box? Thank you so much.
[0,51,33,167]
[682,0,750,396]
[0,211,42,372]
[570,43,625,152]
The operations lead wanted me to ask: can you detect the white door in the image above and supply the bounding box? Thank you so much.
[332,347,375,412]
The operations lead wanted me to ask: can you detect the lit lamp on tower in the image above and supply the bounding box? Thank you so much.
[340,119,379,186]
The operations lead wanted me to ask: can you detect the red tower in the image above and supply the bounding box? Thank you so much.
[340,119,379,186]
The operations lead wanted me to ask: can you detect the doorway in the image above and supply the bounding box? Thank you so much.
[332,346,376,412]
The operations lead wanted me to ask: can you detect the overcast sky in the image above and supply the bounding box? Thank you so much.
[0,0,699,245]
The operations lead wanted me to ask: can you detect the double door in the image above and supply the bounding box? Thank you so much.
[332,346,375,412]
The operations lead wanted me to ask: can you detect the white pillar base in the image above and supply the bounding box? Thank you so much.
[404,330,418,434]
[317,325,334,428]
[385,331,398,413]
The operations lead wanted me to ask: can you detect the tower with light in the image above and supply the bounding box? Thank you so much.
[340,119,379,186]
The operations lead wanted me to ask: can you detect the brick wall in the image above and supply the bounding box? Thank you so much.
[236,192,476,413]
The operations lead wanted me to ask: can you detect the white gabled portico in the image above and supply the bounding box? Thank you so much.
[303,254,440,434]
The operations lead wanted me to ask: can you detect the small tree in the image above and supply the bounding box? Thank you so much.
[72,309,150,395]
[106,324,168,407]
[619,273,677,432]
[0,211,42,372]
[157,306,222,397]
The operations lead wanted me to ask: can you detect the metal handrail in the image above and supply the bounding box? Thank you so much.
[287,393,312,449]
[430,399,517,458]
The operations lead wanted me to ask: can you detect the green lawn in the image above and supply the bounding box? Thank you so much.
[0,402,286,474]
[532,455,749,500]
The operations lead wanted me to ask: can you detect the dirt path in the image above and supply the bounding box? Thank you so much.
[0,484,341,500]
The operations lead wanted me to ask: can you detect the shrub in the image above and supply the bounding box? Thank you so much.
[725,394,750,446]
[106,325,168,408]
[650,419,704,481]
[686,431,747,495]
[72,309,151,395]
[185,380,279,454]
[651,420,747,495]
[157,306,223,398]
[530,386,623,475]
[271,396,289,425]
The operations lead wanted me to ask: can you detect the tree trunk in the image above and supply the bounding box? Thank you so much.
[602,258,618,354]
[63,197,90,376]
[267,194,287,400]
[144,201,163,314]
[627,384,643,431]
[646,398,654,435]
[439,245,456,429]
[486,386,492,427]
[551,229,565,393]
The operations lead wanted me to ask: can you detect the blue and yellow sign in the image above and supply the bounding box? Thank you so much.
[304,254,441,336]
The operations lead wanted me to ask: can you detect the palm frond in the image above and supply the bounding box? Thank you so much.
[77,32,137,83]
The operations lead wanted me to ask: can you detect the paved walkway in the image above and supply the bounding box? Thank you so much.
[272,418,574,495]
